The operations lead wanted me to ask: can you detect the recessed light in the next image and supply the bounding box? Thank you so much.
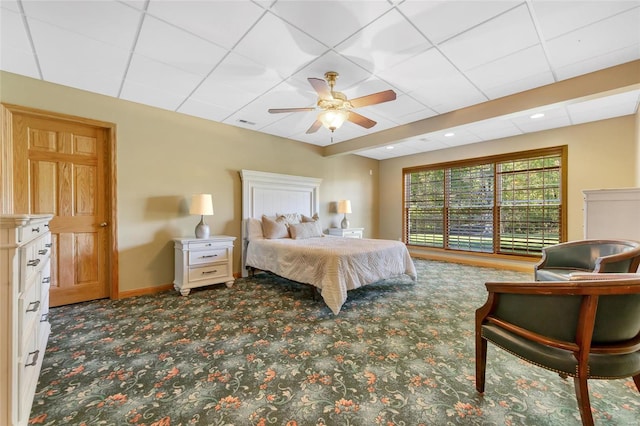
[444,132,455,137]
[530,113,545,119]
[386,146,394,150]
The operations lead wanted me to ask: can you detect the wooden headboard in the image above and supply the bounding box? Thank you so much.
[239,169,322,275]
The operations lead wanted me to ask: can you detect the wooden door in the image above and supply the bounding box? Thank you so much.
[11,112,112,306]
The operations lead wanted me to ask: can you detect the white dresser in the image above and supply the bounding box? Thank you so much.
[173,236,236,295]
[328,228,364,238]
[0,214,53,426]
[583,188,640,240]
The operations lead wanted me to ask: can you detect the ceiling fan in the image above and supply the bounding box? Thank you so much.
[268,71,397,136]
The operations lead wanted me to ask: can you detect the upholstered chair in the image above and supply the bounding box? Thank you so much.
[475,274,640,426]
[534,239,640,281]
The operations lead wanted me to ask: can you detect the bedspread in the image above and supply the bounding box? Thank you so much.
[245,236,417,314]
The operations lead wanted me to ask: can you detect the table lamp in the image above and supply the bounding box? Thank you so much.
[337,199,352,229]
[190,194,214,238]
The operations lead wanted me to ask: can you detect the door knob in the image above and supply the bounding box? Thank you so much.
[100,222,108,227]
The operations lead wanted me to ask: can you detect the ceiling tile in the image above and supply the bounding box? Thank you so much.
[122,54,204,109]
[545,8,640,71]
[119,79,188,111]
[361,93,428,124]
[289,51,372,92]
[0,8,40,78]
[233,12,328,79]
[28,19,129,96]
[531,1,639,39]
[269,1,392,48]
[135,15,228,76]
[177,98,235,122]
[567,89,640,124]
[188,53,281,112]
[510,106,572,132]
[465,45,554,99]
[336,8,432,73]
[21,0,140,50]
[146,0,265,50]
[553,44,640,81]
[439,3,540,71]
[465,118,524,141]
[399,0,521,44]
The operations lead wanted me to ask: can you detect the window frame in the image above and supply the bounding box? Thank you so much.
[402,146,567,257]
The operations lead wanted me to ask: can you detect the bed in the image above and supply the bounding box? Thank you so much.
[240,170,417,314]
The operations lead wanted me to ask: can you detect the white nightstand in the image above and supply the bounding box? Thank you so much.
[328,228,364,238]
[173,235,236,295]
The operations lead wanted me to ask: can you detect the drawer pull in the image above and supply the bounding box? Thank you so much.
[32,227,40,233]
[45,243,52,248]
[41,313,49,322]
[25,350,40,367]
[27,258,41,267]
[201,254,218,259]
[202,270,218,275]
[26,300,41,312]
[44,223,50,228]
[43,276,51,284]
[38,249,48,255]
[205,243,212,247]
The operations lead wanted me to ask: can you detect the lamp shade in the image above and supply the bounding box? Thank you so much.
[337,199,352,214]
[189,194,214,215]
[319,109,349,132]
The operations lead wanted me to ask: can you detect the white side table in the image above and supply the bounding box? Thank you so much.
[328,228,364,238]
[173,235,236,295]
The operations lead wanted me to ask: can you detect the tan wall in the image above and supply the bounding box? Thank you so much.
[379,116,638,267]
[0,71,378,293]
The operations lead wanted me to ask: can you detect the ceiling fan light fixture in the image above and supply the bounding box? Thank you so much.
[319,109,349,132]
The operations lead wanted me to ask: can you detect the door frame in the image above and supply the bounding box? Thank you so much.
[0,103,119,300]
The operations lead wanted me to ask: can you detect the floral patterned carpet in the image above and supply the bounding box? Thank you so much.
[31,259,639,425]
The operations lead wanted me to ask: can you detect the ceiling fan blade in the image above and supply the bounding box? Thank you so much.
[349,89,397,108]
[268,107,315,114]
[308,77,333,100]
[348,111,377,129]
[306,120,323,134]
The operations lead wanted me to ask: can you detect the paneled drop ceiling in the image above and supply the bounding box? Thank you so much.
[1,0,639,160]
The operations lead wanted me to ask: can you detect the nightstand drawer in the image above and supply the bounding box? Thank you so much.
[188,248,228,266]
[188,263,230,283]
[342,230,361,238]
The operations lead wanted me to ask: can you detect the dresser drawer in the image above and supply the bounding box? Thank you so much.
[18,220,49,246]
[188,263,230,283]
[18,324,42,422]
[188,248,228,266]
[19,232,52,292]
[19,274,43,355]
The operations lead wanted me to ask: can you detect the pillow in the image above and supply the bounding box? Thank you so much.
[301,213,320,223]
[277,212,302,226]
[289,221,323,240]
[246,218,264,240]
[261,215,289,239]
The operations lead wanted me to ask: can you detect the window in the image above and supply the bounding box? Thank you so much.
[403,147,566,256]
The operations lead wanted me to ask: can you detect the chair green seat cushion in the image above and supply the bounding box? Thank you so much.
[482,324,640,379]
[535,268,585,281]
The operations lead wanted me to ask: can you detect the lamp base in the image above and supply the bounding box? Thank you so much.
[195,216,210,239]
[341,215,349,229]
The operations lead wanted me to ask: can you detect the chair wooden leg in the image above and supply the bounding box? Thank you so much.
[574,376,594,426]
[475,335,487,393]
[633,374,640,393]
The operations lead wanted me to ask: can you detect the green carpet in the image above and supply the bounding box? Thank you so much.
[30,259,639,425]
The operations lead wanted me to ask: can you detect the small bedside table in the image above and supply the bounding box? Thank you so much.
[328,228,364,238]
[173,235,236,295]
